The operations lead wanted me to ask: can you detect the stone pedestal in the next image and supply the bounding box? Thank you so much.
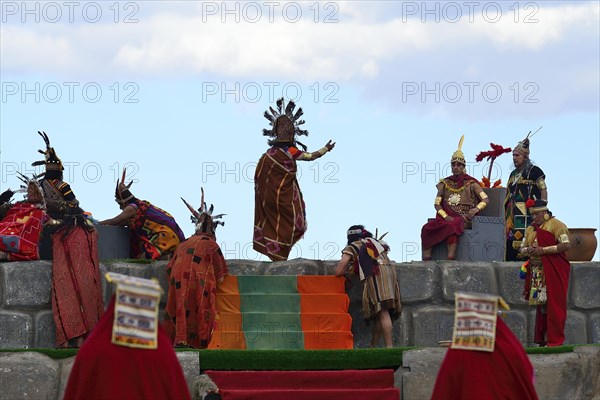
[39,225,130,261]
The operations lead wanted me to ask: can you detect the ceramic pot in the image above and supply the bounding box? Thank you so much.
[565,228,598,262]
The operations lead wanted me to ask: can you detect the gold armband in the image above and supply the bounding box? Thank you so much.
[537,178,547,190]
[437,209,448,219]
[559,234,570,244]
[434,196,442,206]
[543,245,558,254]
[478,191,488,200]
[318,146,329,156]
[476,201,487,211]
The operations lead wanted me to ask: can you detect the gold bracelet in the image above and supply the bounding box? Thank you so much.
[543,245,558,254]
[476,201,487,211]
[437,209,448,219]
[537,179,547,190]
[317,146,329,156]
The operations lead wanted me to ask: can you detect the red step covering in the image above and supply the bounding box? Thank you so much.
[205,370,400,400]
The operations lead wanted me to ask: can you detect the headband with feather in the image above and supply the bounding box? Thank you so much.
[115,168,134,204]
[31,131,63,173]
[15,172,45,206]
[514,126,542,158]
[181,187,225,234]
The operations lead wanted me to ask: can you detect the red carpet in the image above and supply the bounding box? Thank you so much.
[206,369,400,400]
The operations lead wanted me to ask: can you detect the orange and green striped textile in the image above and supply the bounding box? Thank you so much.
[208,275,353,350]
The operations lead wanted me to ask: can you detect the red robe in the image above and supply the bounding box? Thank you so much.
[253,146,307,261]
[164,233,228,348]
[64,297,191,400]
[51,226,104,347]
[421,174,479,249]
[431,318,539,400]
[531,227,571,346]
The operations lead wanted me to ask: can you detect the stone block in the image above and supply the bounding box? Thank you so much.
[2,261,52,306]
[569,263,600,309]
[57,356,76,400]
[412,307,455,347]
[396,308,413,347]
[34,310,56,348]
[96,225,131,260]
[530,347,600,400]
[0,311,32,349]
[479,188,506,219]
[99,262,110,304]
[495,261,529,306]
[144,260,170,303]
[527,309,587,346]
[440,262,498,302]
[226,260,266,275]
[399,348,447,400]
[0,352,59,400]
[432,216,506,262]
[264,258,321,275]
[397,262,438,303]
[176,351,201,395]
[39,225,130,261]
[322,260,338,276]
[590,312,600,344]
[500,310,528,346]
[564,310,587,345]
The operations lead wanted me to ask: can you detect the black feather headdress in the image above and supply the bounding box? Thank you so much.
[262,98,308,151]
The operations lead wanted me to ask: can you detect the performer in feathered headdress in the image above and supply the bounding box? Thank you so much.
[253,98,335,261]
[420,135,489,260]
[0,173,49,261]
[99,168,185,260]
[334,225,401,348]
[505,127,548,261]
[164,188,228,349]
[32,131,103,348]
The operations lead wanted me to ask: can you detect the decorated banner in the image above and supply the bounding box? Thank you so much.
[106,272,162,349]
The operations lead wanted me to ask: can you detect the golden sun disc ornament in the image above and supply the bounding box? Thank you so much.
[448,193,461,206]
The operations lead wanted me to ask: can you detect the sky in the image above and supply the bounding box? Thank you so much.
[1,1,599,262]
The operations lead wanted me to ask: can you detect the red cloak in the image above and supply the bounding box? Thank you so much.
[431,318,538,400]
[63,297,191,400]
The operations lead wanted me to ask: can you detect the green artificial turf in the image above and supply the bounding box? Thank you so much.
[0,348,78,359]
[196,348,409,371]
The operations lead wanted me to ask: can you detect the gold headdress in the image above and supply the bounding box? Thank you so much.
[451,135,466,165]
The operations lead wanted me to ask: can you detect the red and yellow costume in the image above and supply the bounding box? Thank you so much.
[522,215,570,346]
[0,202,47,261]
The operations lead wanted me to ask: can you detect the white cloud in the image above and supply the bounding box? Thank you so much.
[2,2,595,79]
[1,2,597,116]
[0,27,76,71]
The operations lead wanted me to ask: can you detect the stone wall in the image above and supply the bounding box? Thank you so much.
[0,259,598,348]
[2,347,599,400]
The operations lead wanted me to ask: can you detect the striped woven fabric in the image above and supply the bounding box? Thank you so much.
[208,275,353,350]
